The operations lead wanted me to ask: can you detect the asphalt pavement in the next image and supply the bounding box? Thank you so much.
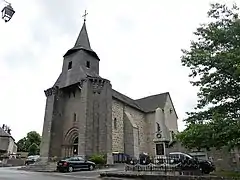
[0,166,124,180]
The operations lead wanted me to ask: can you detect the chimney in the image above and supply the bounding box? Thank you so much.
[7,128,11,135]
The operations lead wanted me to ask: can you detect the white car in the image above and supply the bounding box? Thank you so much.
[25,155,40,165]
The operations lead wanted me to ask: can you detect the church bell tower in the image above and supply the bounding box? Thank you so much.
[40,12,113,163]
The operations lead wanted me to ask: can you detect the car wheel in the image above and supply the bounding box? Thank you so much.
[68,166,73,172]
[88,165,94,171]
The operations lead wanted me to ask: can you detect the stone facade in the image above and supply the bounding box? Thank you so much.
[0,125,17,155]
[112,99,124,153]
[40,21,179,161]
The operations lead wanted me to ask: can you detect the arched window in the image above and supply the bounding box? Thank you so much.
[114,118,117,129]
[73,113,77,122]
[68,61,72,70]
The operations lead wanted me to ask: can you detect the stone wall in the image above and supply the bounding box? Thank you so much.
[111,97,179,157]
[112,99,124,153]
[125,106,147,154]
[62,89,81,144]
[100,172,233,180]
[6,159,25,166]
[207,148,240,171]
[145,113,156,156]
[40,87,60,160]
[7,138,17,154]
[124,112,137,157]
[0,136,9,152]
[112,99,148,156]
[82,78,113,156]
[60,88,81,157]
[164,94,178,133]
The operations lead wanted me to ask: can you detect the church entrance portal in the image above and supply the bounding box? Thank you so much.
[62,136,79,157]
[73,137,78,155]
[62,127,79,158]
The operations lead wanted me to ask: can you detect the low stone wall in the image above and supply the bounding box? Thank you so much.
[18,162,57,172]
[7,159,25,166]
[100,172,234,180]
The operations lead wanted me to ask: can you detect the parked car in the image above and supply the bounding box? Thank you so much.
[57,156,96,172]
[25,155,40,165]
[168,152,215,174]
[189,152,209,161]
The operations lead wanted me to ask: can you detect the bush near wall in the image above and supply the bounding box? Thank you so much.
[88,154,106,165]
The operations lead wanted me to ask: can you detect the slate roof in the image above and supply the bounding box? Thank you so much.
[135,93,168,113]
[64,21,99,59]
[112,90,171,114]
[55,22,100,88]
[0,127,9,136]
[112,90,144,112]
[0,127,15,141]
[74,21,91,49]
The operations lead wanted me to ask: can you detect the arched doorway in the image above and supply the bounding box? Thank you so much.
[63,127,79,157]
[73,137,78,155]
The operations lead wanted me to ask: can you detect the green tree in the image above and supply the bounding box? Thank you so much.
[26,131,41,147]
[176,123,213,151]
[179,3,240,150]
[16,137,28,152]
[177,116,240,151]
[28,143,39,156]
[17,131,41,153]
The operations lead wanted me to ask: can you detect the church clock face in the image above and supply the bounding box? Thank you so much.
[156,132,162,139]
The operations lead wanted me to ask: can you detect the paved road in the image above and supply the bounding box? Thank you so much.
[0,166,123,180]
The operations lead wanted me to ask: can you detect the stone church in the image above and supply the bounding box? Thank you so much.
[40,20,179,162]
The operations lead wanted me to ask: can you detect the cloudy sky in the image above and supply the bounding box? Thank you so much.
[0,0,236,141]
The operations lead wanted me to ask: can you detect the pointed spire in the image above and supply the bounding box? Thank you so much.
[74,21,91,49]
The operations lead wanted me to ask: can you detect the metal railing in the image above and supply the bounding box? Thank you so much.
[124,156,203,175]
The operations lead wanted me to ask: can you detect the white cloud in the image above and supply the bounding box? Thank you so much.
[0,0,235,141]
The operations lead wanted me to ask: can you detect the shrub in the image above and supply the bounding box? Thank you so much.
[88,154,106,165]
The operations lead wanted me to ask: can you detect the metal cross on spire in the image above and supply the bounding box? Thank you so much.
[82,10,88,22]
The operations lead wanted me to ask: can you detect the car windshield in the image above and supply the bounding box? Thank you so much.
[65,156,84,161]
[191,154,207,160]
[27,155,39,160]
[169,153,193,159]
[184,153,194,158]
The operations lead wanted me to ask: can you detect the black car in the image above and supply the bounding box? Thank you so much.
[57,156,96,172]
[168,152,215,174]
